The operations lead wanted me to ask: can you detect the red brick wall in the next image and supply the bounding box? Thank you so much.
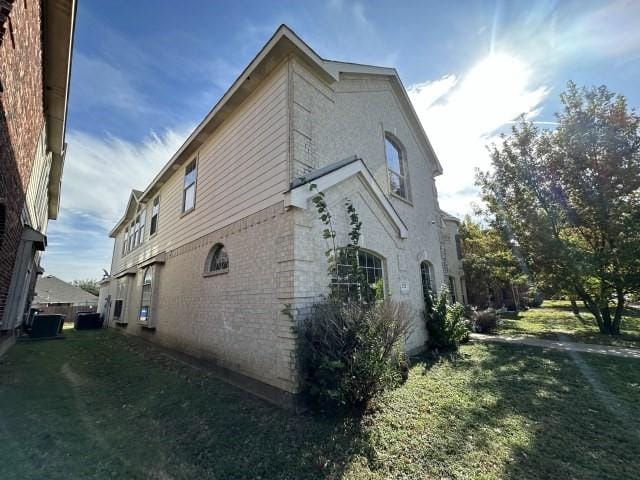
[0,0,44,325]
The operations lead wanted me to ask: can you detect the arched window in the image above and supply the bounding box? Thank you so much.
[384,134,408,199]
[420,261,433,306]
[204,243,229,275]
[139,267,153,324]
[358,250,384,288]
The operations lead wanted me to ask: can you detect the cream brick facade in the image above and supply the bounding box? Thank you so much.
[100,26,466,399]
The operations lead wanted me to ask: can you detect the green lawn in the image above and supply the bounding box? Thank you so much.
[1,329,639,479]
[499,300,640,348]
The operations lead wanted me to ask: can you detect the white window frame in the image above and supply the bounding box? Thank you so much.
[384,133,410,201]
[182,159,197,214]
[203,243,229,276]
[150,196,160,236]
[139,266,154,325]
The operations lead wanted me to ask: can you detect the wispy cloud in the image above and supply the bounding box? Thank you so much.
[42,128,192,281]
[408,53,550,217]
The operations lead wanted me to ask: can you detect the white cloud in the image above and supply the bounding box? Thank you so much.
[42,127,192,281]
[408,53,550,218]
[60,128,192,227]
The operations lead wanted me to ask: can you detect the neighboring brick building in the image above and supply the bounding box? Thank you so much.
[0,0,76,354]
[98,26,466,403]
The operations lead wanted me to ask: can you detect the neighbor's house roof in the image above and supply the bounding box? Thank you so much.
[33,275,98,306]
[440,210,461,224]
[110,24,442,237]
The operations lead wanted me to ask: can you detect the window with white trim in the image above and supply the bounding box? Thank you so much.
[123,228,129,255]
[139,267,154,324]
[385,134,408,199]
[420,261,434,306]
[183,160,197,213]
[138,210,146,246]
[333,249,384,302]
[449,276,457,304]
[128,221,135,251]
[150,197,160,236]
[113,278,127,321]
[204,243,229,275]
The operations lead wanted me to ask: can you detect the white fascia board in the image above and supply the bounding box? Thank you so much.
[285,159,408,239]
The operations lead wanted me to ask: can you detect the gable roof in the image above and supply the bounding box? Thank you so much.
[110,24,442,236]
[440,209,461,224]
[286,156,408,239]
[33,276,98,305]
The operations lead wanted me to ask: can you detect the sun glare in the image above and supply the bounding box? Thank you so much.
[465,53,530,101]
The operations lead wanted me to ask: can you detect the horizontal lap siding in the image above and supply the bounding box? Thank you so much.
[112,63,289,273]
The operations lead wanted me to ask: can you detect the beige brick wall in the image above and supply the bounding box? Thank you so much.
[287,59,448,353]
[102,53,455,395]
[107,202,299,393]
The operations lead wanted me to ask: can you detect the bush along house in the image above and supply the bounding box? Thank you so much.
[0,0,76,355]
[98,25,466,404]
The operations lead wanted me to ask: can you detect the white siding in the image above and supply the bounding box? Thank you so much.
[24,125,52,233]
[111,62,290,274]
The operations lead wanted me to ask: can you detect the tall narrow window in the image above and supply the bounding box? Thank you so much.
[385,135,408,199]
[150,197,160,236]
[123,228,129,255]
[128,221,135,251]
[139,267,153,324]
[113,278,127,322]
[133,215,141,247]
[420,261,433,306]
[183,160,197,213]
[139,210,146,245]
[449,276,457,304]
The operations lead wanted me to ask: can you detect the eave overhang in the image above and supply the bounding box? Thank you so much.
[109,24,443,236]
[285,156,408,239]
[44,0,77,220]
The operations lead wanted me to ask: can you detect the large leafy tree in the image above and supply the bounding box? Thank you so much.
[478,82,640,334]
[458,216,529,309]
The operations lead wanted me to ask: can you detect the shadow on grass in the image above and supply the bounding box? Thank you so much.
[0,330,376,480]
[412,343,640,480]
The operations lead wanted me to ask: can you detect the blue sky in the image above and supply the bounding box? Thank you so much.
[43,0,640,281]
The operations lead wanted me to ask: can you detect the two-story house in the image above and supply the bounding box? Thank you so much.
[0,0,76,355]
[99,25,466,402]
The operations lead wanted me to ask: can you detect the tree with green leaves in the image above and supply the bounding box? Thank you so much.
[478,82,640,334]
[458,216,529,309]
[72,279,100,297]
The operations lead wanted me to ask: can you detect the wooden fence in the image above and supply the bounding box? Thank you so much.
[34,303,98,322]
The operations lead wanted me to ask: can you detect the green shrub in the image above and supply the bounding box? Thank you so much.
[472,308,499,333]
[300,300,412,411]
[424,288,470,349]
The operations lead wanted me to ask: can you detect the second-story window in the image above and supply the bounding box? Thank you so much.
[385,134,408,200]
[138,210,146,246]
[183,160,197,213]
[123,228,129,255]
[128,221,135,251]
[133,215,141,247]
[150,197,160,236]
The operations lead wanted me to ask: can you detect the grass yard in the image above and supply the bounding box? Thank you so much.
[1,329,639,479]
[499,300,640,348]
